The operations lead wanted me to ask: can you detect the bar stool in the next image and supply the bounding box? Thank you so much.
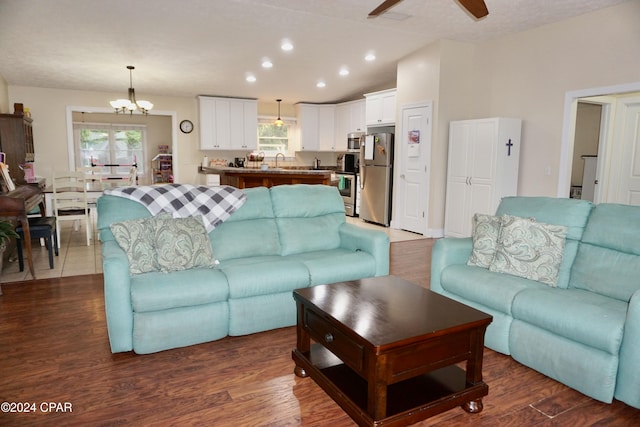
[16,216,59,271]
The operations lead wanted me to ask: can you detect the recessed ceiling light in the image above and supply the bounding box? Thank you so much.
[365,53,376,62]
[262,59,273,69]
[316,81,326,88]
[246,74,256,83]
[339,68,349,76]
[281,40,294,51]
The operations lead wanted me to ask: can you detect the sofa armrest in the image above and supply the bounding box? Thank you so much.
[101,240,134,353]
[339,223,390,276]
[430,237,472,294]
[615,288,640,408]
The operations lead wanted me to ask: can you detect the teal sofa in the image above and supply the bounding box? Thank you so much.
[97,184,389,354]
[431,197,640,409]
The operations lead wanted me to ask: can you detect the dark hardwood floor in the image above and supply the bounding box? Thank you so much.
[0,239,638,426]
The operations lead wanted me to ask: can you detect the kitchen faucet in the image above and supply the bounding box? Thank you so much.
[275,152,285,168]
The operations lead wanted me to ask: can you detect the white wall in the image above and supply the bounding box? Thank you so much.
[8,86,200,184]
[396,39,478,232]
[0,75,9,114]
[397,1,640,232]
[475,1,640,196]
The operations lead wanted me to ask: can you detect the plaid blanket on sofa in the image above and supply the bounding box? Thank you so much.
[104,184,246,231]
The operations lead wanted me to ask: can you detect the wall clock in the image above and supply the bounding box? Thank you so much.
[180,119,194,134]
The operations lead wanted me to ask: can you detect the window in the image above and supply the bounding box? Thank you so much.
[257,117,295,157]
[73,123,146,177]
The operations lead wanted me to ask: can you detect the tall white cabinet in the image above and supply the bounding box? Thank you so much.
[444,117,522,237]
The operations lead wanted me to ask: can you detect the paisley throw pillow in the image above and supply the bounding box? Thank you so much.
[489,215,567,286]
[467,213,502,268]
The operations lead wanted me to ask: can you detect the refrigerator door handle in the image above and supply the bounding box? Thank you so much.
[359,143,365,189]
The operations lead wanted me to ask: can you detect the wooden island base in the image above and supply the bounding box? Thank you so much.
[203,166,333,189]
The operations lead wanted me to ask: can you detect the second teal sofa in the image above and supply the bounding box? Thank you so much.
[431,196,640,409]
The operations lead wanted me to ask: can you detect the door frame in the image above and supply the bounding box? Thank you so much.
[558,81,640,197]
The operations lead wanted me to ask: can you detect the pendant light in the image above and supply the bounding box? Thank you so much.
[110,66,153,115]
[274,99,284,127]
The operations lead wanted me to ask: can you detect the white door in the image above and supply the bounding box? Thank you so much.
[615,98,640,205]
[396,102,432,234]
[444,122,471,237]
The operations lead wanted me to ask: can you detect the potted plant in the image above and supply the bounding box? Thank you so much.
[0,220,18,295]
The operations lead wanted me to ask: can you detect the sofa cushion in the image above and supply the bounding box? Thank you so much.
[468,213,502,268]
[154,215,217,272]
[271,185,346,256]
[495,196,593,288]
[97,195,152,242]
[511,288,627,354]
[441,264,547,315]
[289,248,377,286]
[110,216,160,274]
[208,187,281,260]
[489,215,567,286]
[571,244,640,302]
[219,256,310,299]
[131,268,229,313]
[570,204,640,302]
[579,203,640,255]
[496,197,593,240]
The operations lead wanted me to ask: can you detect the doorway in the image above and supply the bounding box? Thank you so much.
[560,82,640,203]
[570,101,603,202]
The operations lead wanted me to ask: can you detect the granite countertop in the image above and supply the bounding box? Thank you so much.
[201,166,334,175]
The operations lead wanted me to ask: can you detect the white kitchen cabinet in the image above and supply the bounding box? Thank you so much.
[199,96,257,150]
[336,99,366,148]
[365,89,396,127]
[444,117,522,238]
[296,103,336,151]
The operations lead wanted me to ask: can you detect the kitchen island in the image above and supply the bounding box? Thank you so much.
[201,166,335,189]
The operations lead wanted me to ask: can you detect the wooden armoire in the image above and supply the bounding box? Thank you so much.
[0,104,35,186]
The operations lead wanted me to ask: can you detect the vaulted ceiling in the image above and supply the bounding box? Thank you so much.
[0,0,630,104]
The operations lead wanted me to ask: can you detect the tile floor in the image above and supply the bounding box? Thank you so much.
[1,219,103,283]
[0,215,424,283]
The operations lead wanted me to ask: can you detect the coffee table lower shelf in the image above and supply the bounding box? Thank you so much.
[293,345,488,427]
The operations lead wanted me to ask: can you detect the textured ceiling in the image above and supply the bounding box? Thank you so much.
[0,0,630,104]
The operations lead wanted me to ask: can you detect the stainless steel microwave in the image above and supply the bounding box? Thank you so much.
[347,132,364,151]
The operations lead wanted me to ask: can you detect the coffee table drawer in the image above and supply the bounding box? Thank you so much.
[305,309,364,372]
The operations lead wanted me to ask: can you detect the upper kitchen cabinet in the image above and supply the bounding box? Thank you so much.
[365,89,396,127]
[199,96,257,150]
[296,103,336,151]
[335,99,366,148]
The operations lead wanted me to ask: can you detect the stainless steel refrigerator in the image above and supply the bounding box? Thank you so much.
[359,132,394,226]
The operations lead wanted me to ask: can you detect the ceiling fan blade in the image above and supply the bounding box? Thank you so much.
[458,0,489,19]
[369,0,404,17]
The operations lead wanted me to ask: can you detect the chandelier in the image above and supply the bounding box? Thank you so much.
[274,99,284,127]
[110,66,153,114]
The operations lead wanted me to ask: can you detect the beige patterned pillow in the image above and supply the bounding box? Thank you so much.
[110,217,159,274]
[153,215,216,273]
[489,215,568,286]
[468,213,502,268]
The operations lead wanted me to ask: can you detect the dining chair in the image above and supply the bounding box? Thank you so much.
[52,171,91,247]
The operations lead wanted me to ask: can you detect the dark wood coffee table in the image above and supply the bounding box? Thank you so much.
[292,276,493,426]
